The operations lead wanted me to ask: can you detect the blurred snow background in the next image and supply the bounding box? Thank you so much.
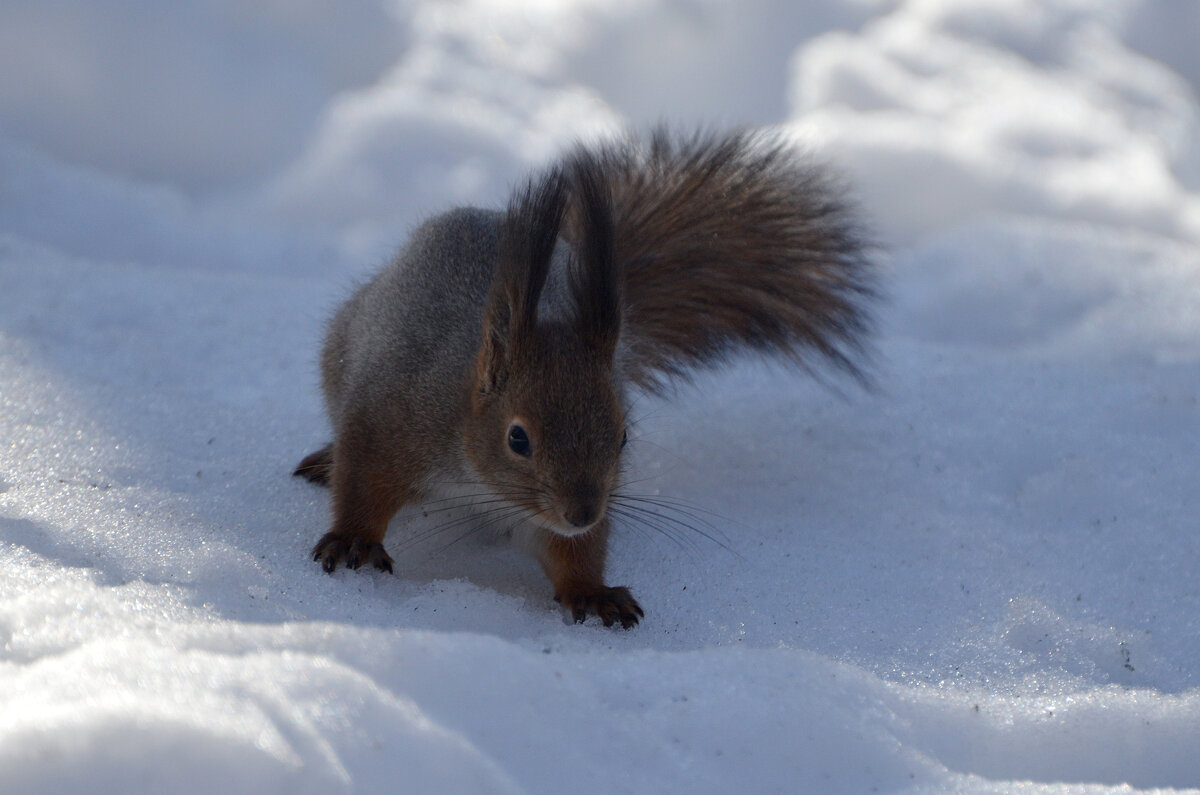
[1,0,1198,791]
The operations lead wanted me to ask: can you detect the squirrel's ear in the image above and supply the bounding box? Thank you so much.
[478,166,568,393]
[476,317,509,394]
[567,152,620,355]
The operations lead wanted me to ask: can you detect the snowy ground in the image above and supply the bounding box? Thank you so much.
[2,1,1199,792]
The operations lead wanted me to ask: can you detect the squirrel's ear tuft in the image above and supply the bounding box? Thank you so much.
[478,166,568,393]
[566,151,620,354]
[497,166,568,338]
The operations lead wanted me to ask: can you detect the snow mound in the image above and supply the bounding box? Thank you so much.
[2,0,1199,791]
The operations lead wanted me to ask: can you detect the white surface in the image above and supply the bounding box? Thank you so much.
[1,1,1198,791]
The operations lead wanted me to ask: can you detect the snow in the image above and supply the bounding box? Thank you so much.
[1,0,1198,792]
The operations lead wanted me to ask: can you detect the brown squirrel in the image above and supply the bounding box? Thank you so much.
[293,129,876,628]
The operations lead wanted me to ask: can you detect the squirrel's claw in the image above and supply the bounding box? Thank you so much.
[312,532,394,575]
[557,586,643,629]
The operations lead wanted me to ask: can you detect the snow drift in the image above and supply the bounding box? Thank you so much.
[1,1,1198,792]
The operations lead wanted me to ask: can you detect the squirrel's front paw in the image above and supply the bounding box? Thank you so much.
[311,531,394,574]
[555,586,644,629]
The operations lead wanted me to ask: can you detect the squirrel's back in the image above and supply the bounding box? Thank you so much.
[321,207,502,439]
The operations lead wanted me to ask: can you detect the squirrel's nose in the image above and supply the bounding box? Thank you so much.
[563,503,599,529]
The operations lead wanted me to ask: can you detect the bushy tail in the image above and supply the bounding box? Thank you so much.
[564,128,879,393]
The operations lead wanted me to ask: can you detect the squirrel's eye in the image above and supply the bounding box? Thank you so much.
[507,423,532,457]
[620,429,628,449]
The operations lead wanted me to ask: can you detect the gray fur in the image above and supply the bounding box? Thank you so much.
[321,207,502,479]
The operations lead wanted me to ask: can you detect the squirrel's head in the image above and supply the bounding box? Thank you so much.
[465,158,626,536]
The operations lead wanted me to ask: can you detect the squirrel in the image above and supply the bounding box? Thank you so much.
[293,128,877,629]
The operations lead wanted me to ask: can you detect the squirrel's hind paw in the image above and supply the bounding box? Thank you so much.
[312,531,394,574]
[294,445,334,486]
[556,586,644,629]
